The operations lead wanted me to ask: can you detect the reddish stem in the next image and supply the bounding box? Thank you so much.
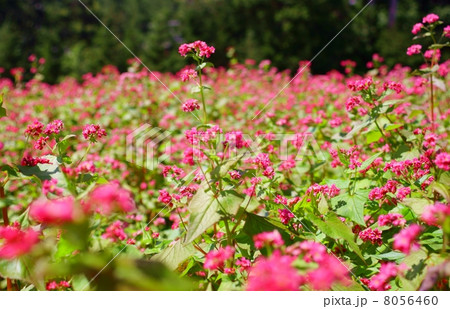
[1,186,13,291]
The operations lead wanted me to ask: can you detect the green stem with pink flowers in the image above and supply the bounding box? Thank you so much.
[198,69,208,124]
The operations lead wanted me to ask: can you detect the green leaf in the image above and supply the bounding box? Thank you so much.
[429,42,450,49]
[369,251,405,261]
[400,198,430,216]
[150,240,197,270]
[184,183,243,243]
[54,134,76,155]
[17,155,66,183]
[333,191,367,226]
[71,274,90,291]
[306,212,364,262]
[365,130,382,144]
[242,213,291,243]
[384,123,403,131]
[0,94,6,117]
[358,152,382,172]
[431,182,450,203]
[1,165,19,177]
[0,259,29,281]
[54,236,80,260]
[398,249,427,291]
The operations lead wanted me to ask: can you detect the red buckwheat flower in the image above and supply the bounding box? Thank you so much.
[181,99,200,112]
[0,223,39,259]
[204,246,235,270]
[393,224,422,254]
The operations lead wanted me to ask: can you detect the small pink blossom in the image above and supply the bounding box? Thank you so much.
[178,41,215,58]
[359,228,382,246]
[246,251,303,291]
[422,13,439,24]
[411,23,423,35]
[180,68,197,82]
[396,186,411,201]
[421,202,450,226]
[181,99,200,112]
[44,120,64,135]
[444,25,450,38]
[0,223,39,259]
[87,183,136,215]
[235,257,252,272]
[378,213,406,227]
[253,230,284,249]
[82,124,107,142]
[278,209,294,225]
[406,44,422,56]
[434,152,450,171]
[46,280,71,291]
[393,224,422,254]
[102,220,127,242]
[24,120,44,137]
[29,196,75,225]
[367,262,405,291]
[203,246,235,270]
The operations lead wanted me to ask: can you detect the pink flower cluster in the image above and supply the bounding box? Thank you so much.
[365,262,406,291]
[24,119,65,150]
[82,124,107,142]
[30,196,75,225]
[21,155,50,166]
[411,23,423,35]
[378,213,406,227]
[347,77,373,92]
[181,99,200,112]
[185,125,222,145]
[369,180,411,202]
[42,179,64,196]
[87,183,136,215]
[421,202,450,226]
[422,13,439,24]
[306,183,340,198]
[44,120,64,135]
[286,241,350,290]
[224,131,249,149]
[178,41,215,58]
[246,251,303,291]
[445,25,450,38]
[393,224,422,254]
[359,227,382,246]
[248,153,274,179]
[102,220,127,242]
[203,246,235,270]
[0,223,39,259]
[434,152,450,171]
[158,189,173,206]
[383,81,403,94]
[407,44,422,56]
[253,230,284,249]
[345,96,362,111]
[278,208,295,225]
[179,68,197,82]
[46,280,71,291]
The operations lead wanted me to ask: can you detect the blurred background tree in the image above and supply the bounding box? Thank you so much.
[0,0,449,83]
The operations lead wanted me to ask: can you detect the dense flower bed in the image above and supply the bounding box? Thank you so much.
[0,14,449,291]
